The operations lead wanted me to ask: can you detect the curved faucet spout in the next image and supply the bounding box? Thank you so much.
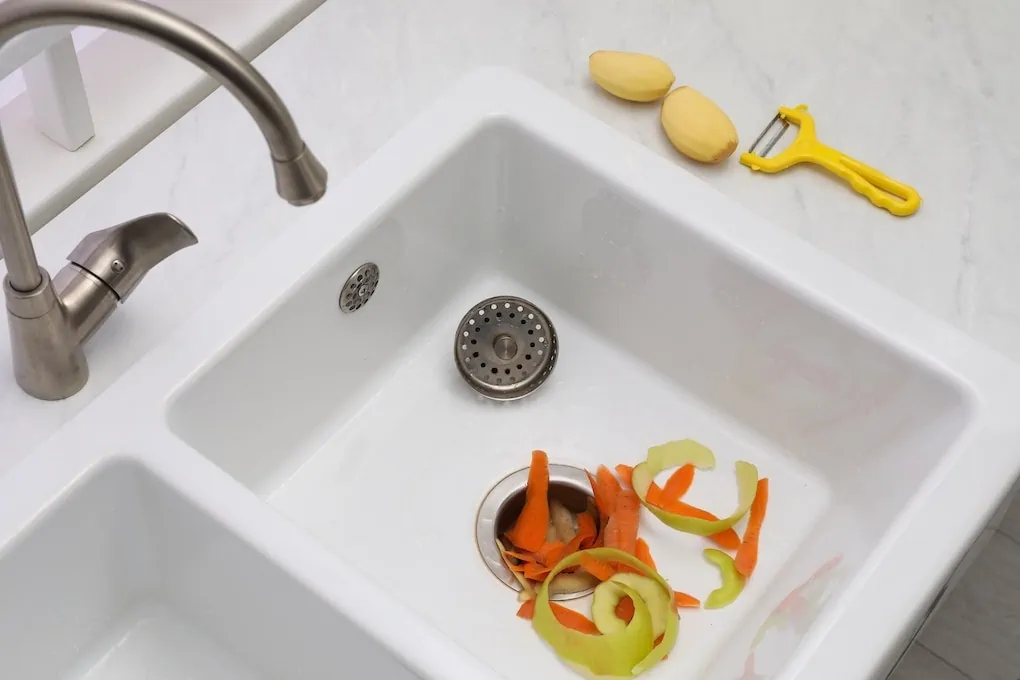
[0,0,320,168]
[0,0,328,400]
[0,0,327,292]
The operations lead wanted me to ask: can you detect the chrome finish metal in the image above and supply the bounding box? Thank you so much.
[66,213,198,300]
[476,464,596,601]
[455,296,558,400]
[274,146,328,206]
[4,270,88,400]
[0,0,328,400]
[51,265,118,344]
[0,134,37,291]
[339,263,380,313]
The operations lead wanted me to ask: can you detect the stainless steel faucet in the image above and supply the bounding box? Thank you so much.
[0,0,327,400]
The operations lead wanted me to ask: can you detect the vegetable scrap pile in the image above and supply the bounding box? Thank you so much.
[500,441,770,678]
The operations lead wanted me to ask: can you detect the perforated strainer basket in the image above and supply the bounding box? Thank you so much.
[454,296,558,400]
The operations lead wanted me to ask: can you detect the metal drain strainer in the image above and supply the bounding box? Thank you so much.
[455,296,558,400]
[339,263,379,313]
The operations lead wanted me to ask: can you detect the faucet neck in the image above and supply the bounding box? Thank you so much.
[0,0,329,292]
[1,0,325,401]
[0,0,305,163]
[0,130,42,292]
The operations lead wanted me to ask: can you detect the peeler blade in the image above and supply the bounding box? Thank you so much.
[747,113,790,158]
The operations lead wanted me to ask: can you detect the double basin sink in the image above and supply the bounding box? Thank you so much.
[2,69,1020,679]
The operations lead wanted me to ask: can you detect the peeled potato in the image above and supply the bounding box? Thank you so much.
[589,50,675,103]
[549,499,578,542]
[660,86,738,164]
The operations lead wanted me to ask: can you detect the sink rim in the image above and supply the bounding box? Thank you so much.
[1,67,1019,680]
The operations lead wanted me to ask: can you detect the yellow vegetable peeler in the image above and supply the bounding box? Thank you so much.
[740,105,921,217]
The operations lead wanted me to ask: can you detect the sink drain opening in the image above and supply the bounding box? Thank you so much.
[476,464,599,601]
[455,295,558,400]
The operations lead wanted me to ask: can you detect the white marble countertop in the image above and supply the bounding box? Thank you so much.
[1,0,1018,479]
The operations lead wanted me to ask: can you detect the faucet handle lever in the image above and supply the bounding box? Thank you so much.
[67,212,198,300]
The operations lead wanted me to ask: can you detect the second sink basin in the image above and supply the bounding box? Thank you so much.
[6,69,1020,680]
[0,458,414,680]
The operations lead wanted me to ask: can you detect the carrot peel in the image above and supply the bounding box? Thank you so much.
[661,464,695,502]
[535,541,567,567]
[524,561,553,580]
[654,498,742,550]
[517,599,536,619]
[550,603,600,634]
[604,484,640,555]
[632,440,760,538]
[615,596,635,623]
[736,478,769,578]
[645,481,665,506]
[575,511,598,550]
[635,538,657,571]
[674,591,701,608]
[504,549,540,564]
[614,464,634,488]
[596,466,622,515]
[579,554,617,582]
[506,450,550,552]
[519,599,601,635]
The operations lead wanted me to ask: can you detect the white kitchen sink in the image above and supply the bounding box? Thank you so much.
[0,457,418,680]
[4,69,1020,680]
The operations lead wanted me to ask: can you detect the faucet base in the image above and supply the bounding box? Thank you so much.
[5,270,88,401]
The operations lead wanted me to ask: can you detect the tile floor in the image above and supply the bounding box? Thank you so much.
[890,494,1020,680]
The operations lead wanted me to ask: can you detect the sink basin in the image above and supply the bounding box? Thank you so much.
[0,457,417,680]
[5,69,1020,680]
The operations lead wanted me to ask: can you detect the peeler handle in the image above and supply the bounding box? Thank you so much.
[820,152,922,217]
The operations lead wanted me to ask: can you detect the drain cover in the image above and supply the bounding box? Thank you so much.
[339,263,379,313]
[455,296,558,400]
